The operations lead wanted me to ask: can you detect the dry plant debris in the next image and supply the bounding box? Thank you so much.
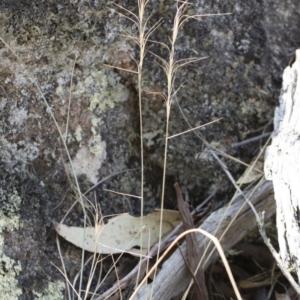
[54,209,181,255]
[236,154,264,185]
[175,182,209,299]
[133,179,275,299]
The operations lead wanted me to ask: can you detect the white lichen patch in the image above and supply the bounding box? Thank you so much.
[72,81,85,96]
[33,280,65,300]
[0,97,7,110]
[54,68,73,100]
[8,107,28,126]
[71,138,107,184]
[55,85,64,95]
[143,130,163,147]
[89,92,113,111]
[91,70,109,87]
[89,135,106,158]
[74,125,83,143]
[91,116,103,128]
[84,74,96,87]
[0,137,40,170]
[88,70,129,112]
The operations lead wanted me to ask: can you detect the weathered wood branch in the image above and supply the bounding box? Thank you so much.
[265,49,300,283]
[175,182,209,300]
[133,179,275,299]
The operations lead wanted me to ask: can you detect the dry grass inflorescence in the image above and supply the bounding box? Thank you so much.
[1,0,292,299]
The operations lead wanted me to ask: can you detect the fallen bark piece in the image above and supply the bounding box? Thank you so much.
[54,209,181,255]
[133,179,275,300]
[264,49,300,282]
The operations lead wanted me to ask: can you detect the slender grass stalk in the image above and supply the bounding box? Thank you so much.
[149,2,182,295]
[149,2,212,295]
[65,55,78,142]
[56,235,72,299]
[108,0,161,288]
[141,3,231,298]
[106,7,230,295]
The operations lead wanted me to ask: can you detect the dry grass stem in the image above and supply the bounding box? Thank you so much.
[168,118,222,139]
[65,54,78,140]
[103,189,142,199]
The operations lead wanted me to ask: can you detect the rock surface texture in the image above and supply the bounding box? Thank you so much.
[0,0,299,298]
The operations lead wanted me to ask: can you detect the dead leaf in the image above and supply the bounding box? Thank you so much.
[237,157,264,184]
[54,209,180,255]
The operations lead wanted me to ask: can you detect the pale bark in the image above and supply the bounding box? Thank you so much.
[265,49,300,282]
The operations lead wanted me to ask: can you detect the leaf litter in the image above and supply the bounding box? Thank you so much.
[54,209,181,255]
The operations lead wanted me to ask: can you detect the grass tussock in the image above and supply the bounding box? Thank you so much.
[1,0,283,299]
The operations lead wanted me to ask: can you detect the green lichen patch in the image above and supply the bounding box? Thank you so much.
[0,181,22,300]
[0,253,22,300]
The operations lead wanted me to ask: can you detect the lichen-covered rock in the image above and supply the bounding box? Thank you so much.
[0,0,299,297]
